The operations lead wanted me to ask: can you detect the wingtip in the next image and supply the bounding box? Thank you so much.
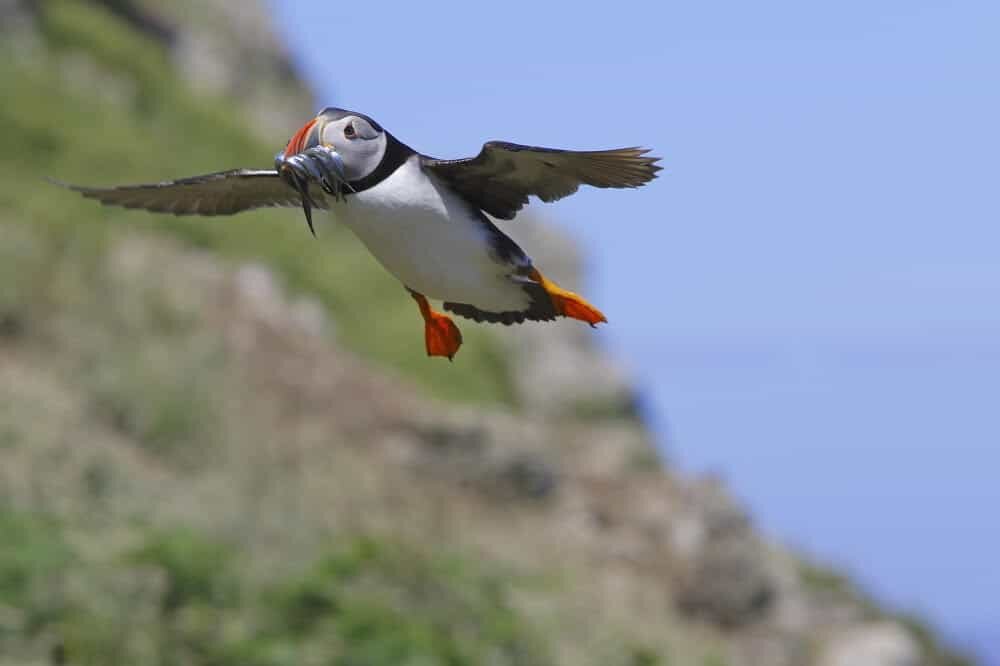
[612,146,664,181]
[637,149,664,180]
[46,177,102,194]
[45,176,75,190]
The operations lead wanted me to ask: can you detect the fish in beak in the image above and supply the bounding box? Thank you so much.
[275,116,351,237]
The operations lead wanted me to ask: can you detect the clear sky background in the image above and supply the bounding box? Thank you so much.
[267,2,1000,661]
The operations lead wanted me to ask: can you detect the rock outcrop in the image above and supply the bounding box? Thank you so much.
[820,623,922,666]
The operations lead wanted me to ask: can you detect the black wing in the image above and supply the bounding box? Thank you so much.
[52,169,330,216]
[422,142,660,220]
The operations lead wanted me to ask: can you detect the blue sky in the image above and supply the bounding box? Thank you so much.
[268,2,1000,661]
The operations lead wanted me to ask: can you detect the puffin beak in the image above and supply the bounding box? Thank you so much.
[283,116,320,157]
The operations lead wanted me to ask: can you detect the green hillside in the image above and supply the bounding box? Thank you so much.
[1,0,515,406]
[0,4,565,664]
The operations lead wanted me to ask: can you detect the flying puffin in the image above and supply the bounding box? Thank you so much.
[57,108,660,360]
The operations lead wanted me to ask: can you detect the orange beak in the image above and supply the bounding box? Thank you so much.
[282,116,319,157]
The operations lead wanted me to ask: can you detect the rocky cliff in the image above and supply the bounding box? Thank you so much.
[0,2,973,665]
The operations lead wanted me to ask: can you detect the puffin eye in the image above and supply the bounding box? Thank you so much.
[344,123,356,139]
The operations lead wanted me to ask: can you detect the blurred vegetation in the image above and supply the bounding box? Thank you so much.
[0,3,611,664]
[0,0,515,406]
[0,3,546,662]
[0,509,552,666]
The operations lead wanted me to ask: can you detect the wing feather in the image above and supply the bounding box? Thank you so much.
[51,169,327,216]
[422,142,660,219]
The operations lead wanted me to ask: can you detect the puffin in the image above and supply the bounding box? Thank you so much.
[57,107,660,360]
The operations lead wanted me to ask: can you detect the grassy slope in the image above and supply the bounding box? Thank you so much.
[0,508,555,666]
[0,4,556,664]
[0,0,514,406]
[0,222,692,665]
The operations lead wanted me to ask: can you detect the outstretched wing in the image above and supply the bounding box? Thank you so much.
[52,169,330,216]
[422,142,660,220]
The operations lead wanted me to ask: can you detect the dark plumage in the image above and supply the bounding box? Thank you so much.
[444,280,557,325]
[50,170,329,216]
[423,142,661,219]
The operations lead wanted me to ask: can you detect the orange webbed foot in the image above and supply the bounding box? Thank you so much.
[424,312,463,360]
[529,268,607,327]
[409,289,463,360]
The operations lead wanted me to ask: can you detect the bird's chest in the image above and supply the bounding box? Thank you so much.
[332,160,501,299]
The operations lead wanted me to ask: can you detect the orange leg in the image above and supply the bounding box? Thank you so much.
[408,289,463,361]
[529,268,607,327]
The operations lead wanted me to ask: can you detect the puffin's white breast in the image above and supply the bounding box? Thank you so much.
[332,155,530,311]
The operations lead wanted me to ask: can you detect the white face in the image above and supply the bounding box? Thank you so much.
[320,115,387,182]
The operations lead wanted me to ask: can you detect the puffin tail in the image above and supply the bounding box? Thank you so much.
[443,268,606,327]
[527,267,606,327]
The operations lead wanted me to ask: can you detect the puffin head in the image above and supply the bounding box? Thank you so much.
[279,107,389,183]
